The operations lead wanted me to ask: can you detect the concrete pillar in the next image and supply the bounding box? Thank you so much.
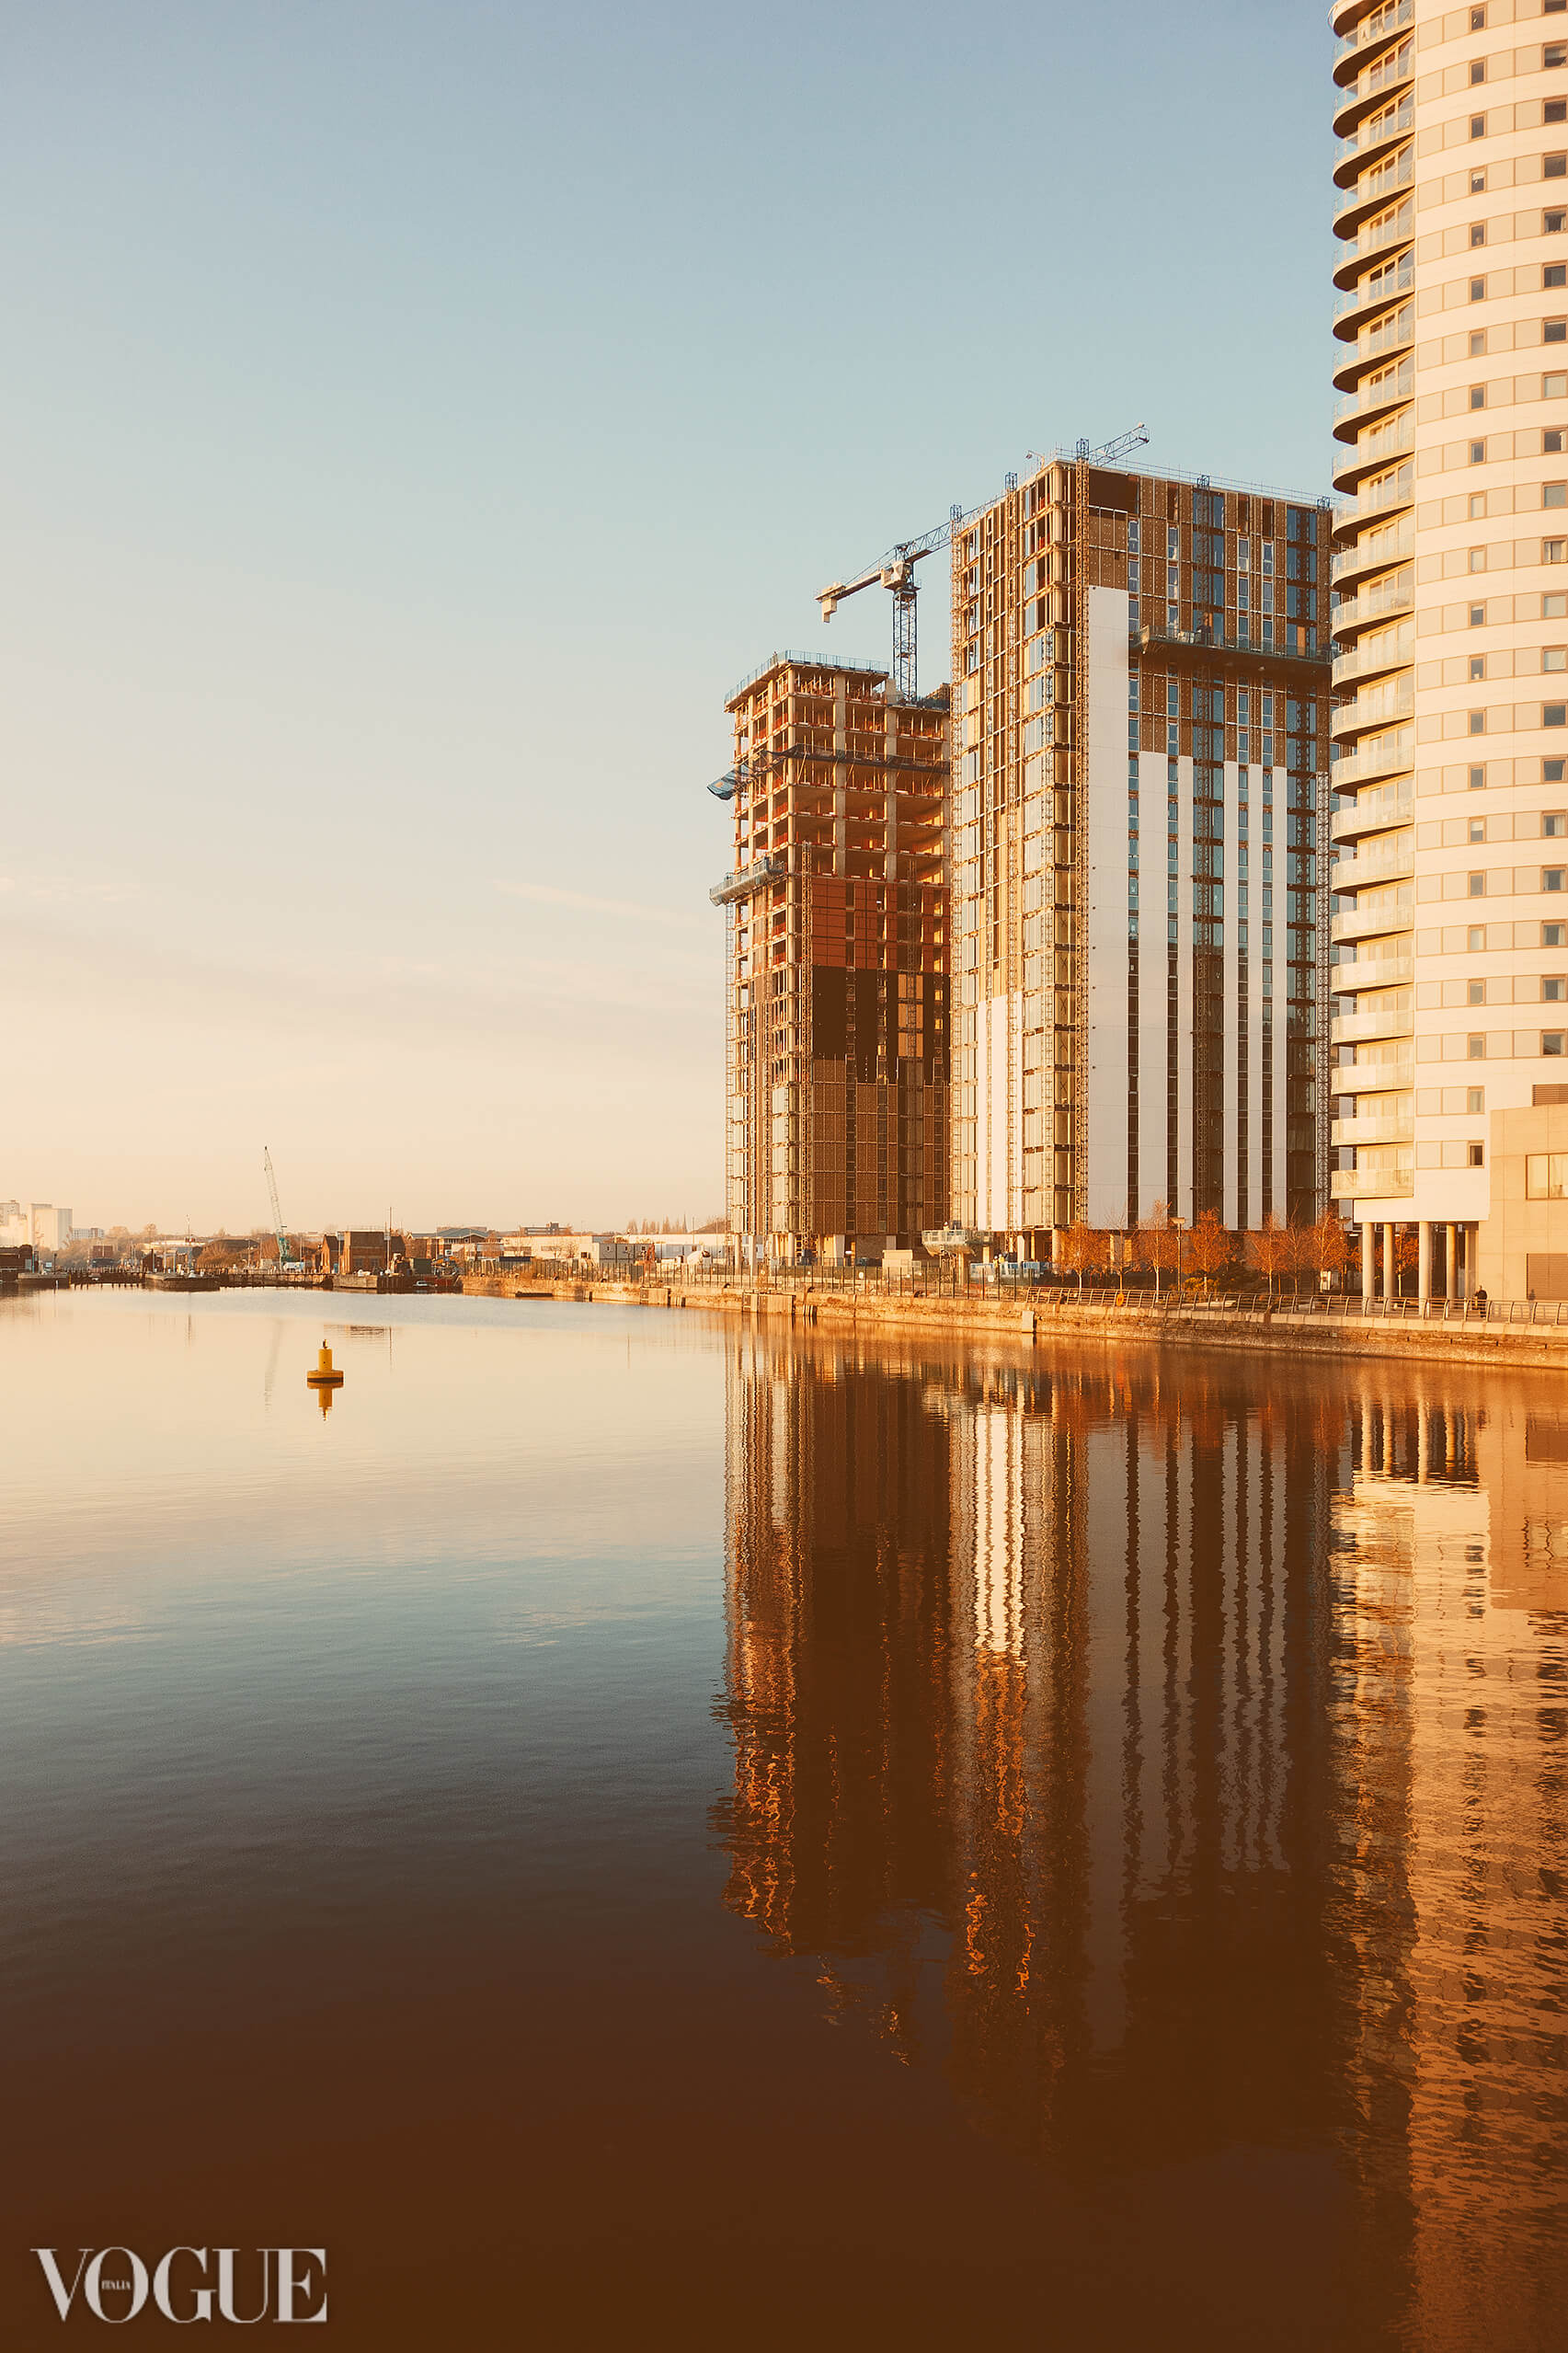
[1361,1221,1376,1303]
[1418,1220,1432,1306]
[1383,1222,1396,1302]
[1445,1222,1458,1302]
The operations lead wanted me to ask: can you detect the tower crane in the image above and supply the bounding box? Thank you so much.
[263,1145,294,1270]
[815,426,1148,699]
[816,506,970,703]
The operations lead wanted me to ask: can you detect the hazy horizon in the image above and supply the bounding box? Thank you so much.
[4,1,1328,1230]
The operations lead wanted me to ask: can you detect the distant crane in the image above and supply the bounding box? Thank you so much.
[816,426,1149,698]
[263,1146,294,1270]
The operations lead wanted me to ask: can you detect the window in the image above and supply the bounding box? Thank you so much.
[1470,816,1487,840]
[1551,320,1568,343]
[1471,5,1485,24]
[1548,812,1568,833]
[1528,1152,1568,1196]
[1471,655,1487,680]
[1468,978,1485,1004]
[1471,440,1487,463]
[1471,763,1487,788]
[1550,483,1568,506]
[1469,1142,1486,1166]
[1550,760,1568,784]
[1548,539,1568,561]
[1470,925,1487,949]
[1546,922,1568,945]
[1471,328,1488,355]
[1551,216,1568,236]
[1468,1088,1486,1113]
[1471,276,1487,301]
[1547,1033,1568,1055]
[1551,266,1568,291]
[1470,871,1487,894]
[1470,386,1486,414]
[1548,594,1568,617]
[1471,545,1487,569]
[1471,221,1487,247]
[1546,867,1567,890]
[1551,154,1568,178]
[1550,430,1567,453]
[1471,604,1487,626]
[1550,703,1568,726]
[1549,976,1568,1000]
[1470,711,1486,734]
[1472,172,1488,195]
[1469,1034,1486,1057]
[1548,649,1568,671]
[1473,115,1488,140]
[1551,42,1568,67]
[1471,58,1486,85]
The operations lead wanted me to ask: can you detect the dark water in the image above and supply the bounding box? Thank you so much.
[0,1291,1562,2349]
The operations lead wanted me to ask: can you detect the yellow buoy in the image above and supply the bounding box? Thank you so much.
[306,1342,345,1390]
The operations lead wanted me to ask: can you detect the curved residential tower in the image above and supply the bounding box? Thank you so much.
[1333,0,1568,1303]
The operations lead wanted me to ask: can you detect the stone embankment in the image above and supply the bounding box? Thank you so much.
[460,1273,1568,1373]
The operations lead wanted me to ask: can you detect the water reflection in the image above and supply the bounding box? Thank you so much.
[716,1333,1568,2351]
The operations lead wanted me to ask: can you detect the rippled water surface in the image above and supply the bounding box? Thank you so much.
[0,1290,1563,2349]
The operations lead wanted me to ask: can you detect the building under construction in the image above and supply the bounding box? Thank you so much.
[713,654,949,1262]
[951,454,1335,1247]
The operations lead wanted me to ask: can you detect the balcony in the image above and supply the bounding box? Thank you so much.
[1333,1111,1413,1146]
[1332,684,1413,747]
[1332,1005,1413,1047]
[1333,836,1414,894]
[1329,735,1414,796]
[1333,902,1413,945]
[1336,947,1413,982]
[1333,0,1413,83]
[1334,256,1413,329]
[1332,787,1413,844]
[1333,147,1413,241]
[1333,208,1414,292]
[1331,525,1413,597]
[1332,630,1412,691]
[1333,363,1413,446]
[1334,1059,1413,1096]
[1331,577,1413,637]
[1333,312,1417,399]
[1333,411,1413,493]
[1332,469,1413,543]
[1333,96,1413,189]
[1333,1165,1413,1199]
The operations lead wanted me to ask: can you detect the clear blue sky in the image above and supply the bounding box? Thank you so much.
[0,0,1330,1232]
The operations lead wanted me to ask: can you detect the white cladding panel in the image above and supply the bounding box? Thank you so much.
[1085,587,1131,1227]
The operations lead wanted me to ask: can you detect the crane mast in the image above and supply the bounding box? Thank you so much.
[263,1146,293,1269]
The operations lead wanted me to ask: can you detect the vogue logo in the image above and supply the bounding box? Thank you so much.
[32,2247,327,2324]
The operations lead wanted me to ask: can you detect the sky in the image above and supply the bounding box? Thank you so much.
[1,0,1332,1234]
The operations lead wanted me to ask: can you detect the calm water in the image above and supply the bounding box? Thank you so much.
[0,1291,1563,2349]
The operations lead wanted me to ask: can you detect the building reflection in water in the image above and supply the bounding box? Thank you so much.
[715,1330,1567,2348]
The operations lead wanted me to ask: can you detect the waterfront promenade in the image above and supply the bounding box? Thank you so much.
[466,1267,1568,1374]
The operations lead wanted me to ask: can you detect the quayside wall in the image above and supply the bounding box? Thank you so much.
[461,1275,1568,1376]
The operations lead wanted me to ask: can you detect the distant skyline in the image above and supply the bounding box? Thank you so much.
[2,1,1329,1229]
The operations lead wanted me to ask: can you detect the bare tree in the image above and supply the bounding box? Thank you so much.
[1058,1223,1109,1296]
[1302,1210,1349,1297]
[1187,1209,1233,1298]
[1247,1213,1290,1302]
[1136,1201,1180,1296]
